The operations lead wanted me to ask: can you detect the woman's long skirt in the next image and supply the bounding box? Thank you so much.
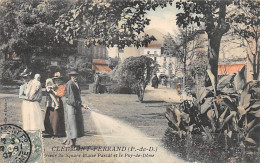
[44,100,66,136]
[22,100,45,131]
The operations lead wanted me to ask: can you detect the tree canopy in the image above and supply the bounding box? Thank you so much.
[54,0,173,49]
[0,0,75,66]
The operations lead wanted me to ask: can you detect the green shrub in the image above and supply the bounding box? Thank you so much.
[110,56,154,101]
[107,82,135,94]
[1,60,24,85]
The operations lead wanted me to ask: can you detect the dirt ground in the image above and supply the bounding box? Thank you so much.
[0,85,184,163]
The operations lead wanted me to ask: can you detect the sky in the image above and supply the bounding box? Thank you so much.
[145,5,179,36]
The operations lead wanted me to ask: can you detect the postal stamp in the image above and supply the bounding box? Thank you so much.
[26,130,45,163]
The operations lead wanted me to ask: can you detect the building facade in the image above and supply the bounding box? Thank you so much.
[140,43,178,77]
[139,43,162,57]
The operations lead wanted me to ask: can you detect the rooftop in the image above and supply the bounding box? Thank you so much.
[92,59,108,65]
[92,64,112,72]
[218,63,245,75]
[147,43,161,48]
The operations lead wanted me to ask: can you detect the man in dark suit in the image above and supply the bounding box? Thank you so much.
[63,69,87,147]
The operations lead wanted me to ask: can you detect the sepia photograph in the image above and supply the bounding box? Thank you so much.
[0,0,259,163]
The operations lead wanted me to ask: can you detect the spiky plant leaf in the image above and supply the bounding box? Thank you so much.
[201,97,214,114]
[207,69,216,96]
[245,137,256,145]
[227,130,232,138]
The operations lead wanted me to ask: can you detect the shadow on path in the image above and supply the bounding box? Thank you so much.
[142,100,166,104]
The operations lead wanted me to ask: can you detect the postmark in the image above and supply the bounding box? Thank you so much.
[0,124,32,163]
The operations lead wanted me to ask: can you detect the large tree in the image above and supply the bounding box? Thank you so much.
[0,0,75,67]
[229,0,260,80]
[175,0,232,92]
[163,27,205,89]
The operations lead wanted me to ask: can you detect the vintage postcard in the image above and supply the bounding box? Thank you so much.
[0,0,259,163]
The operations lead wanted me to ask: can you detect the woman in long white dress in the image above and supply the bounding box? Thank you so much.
[19,70,31,130]
[22,74,45,131]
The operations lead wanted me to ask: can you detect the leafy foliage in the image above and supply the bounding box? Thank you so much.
[30,59,49,83]
[1,60,24,84]
[75,61,93,83]
[112,55,154,101]
[54,0,173,49]
[0,0,75,66]
[166,69,260,146]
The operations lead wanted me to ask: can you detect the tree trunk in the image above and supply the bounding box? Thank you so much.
[252,53,258,80]
[183,27,187,90]
[183,47,186,90]
[207,35,222,90]
[256,51,260,80]
[137,82,145,102]
[204,2,229,91]
[252,37,259,80]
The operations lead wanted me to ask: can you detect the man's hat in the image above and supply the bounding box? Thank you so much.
[52,72,63,79]
[68,69,79,75]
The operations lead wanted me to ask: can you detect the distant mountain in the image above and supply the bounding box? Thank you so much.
[144,29,165,44]
[116,29,167,61]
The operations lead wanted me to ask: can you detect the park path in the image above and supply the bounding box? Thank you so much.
[145,85,181,103]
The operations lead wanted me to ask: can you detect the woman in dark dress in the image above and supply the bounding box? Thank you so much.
[44,72,66,138]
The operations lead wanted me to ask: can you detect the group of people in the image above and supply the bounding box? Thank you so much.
[152,74,180,89]
[19,69,87,147]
